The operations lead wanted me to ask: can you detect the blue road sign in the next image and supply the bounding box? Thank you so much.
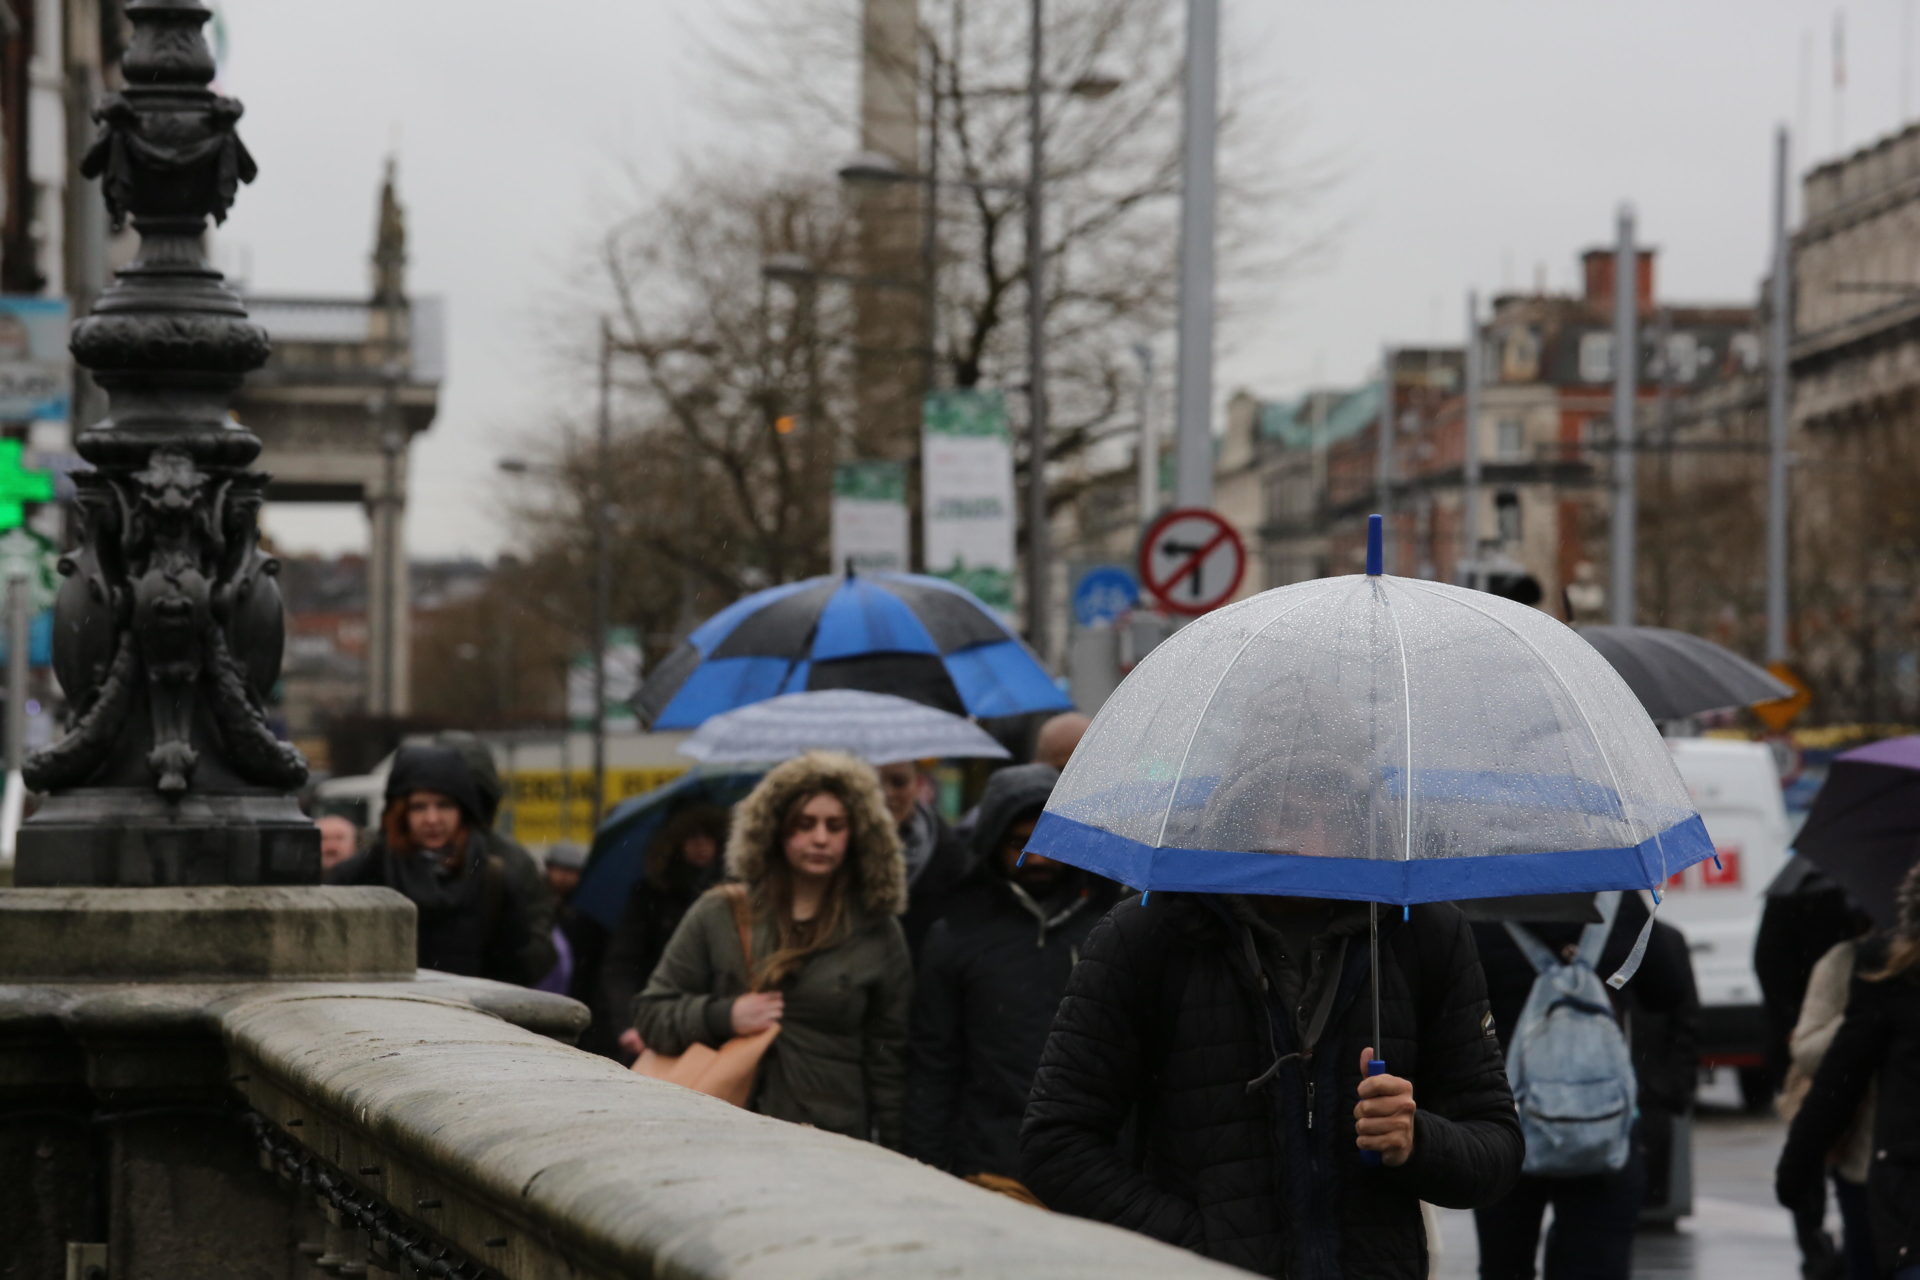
[1072,565,1140,627]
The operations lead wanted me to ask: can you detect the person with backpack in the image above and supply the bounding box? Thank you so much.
[1469,890,1695,1280]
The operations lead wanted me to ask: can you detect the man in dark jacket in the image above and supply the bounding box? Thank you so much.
[877,758,971,956]
[1021,892,1522,1279]
[904,764,1105,1180]
[329,744,535,985]
[1470,892,1697,1279]
[435,731,559,979]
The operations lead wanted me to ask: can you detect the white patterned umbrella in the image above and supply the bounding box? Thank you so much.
[677,690,1011,766]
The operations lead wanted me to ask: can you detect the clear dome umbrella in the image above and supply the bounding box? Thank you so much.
[1027,517,1713,1096]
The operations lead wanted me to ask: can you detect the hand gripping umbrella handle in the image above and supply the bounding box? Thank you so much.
[1361,1058,1388,1167]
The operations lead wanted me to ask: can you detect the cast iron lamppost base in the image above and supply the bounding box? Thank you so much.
[13,0,317,887]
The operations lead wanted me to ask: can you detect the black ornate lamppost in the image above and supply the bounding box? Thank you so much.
[15,0,316,886]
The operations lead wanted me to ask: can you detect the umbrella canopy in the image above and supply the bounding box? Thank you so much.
[571,769,763,931]
[637,571,1071,730]
[679,690,1011,766]
[1028,564,1713,906]
[1789,734,1920,928]
[1573,625,1791,721]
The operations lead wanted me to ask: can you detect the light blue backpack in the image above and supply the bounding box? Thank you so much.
[1502,892,1637,1178]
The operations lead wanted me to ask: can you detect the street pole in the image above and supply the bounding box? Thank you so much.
[1375,344,1394,574]
[1025,0,1052,659]
[1610,205,1638,627]
[592,319,612,828]
[1174,0,1219,510]
[1459,292,1481,585]
[6,574,27,779]
[1134,342,1157,528]
[1766,126,1792,664]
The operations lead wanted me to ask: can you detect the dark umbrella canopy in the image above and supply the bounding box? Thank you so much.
[637,571,1071,730]
[1791,735,1920,928]
[1575,625,1792,721]
[571,770,764,931]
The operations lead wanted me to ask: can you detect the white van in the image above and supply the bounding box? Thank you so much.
[1663,738,1793,1107]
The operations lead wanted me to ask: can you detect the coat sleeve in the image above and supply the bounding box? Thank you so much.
[864,919,914,1151]
[902,919,967,1170]
[506,841,560,980]
[1020,909,1202,1247]
[1777,971,1891,1205]
[1382,908,1523,1210]
[631,895,736,1055]
[1787,943,1856,1079]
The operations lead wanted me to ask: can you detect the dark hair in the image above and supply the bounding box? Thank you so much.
[1868,861,1920,983]
[379,792,470,865]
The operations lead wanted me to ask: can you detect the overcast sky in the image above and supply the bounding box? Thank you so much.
[213,0,1911,559]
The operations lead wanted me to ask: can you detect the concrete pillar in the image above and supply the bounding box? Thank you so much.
[365,462,410,718]
[854,0,925,472]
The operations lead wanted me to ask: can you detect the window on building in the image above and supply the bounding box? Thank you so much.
[1495,418,1525,458]
[1495,491,1522,544]
[1578,332,1613,383]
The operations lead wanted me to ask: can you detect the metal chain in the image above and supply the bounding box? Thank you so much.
[245,1112,503,1280]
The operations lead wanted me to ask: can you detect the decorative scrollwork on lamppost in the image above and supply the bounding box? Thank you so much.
[15,0,318,887]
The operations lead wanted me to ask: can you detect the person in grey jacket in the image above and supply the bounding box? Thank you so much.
[633,752,912,1147]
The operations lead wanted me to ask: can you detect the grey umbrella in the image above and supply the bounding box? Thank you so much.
[677,690,1012,766]
[1575,625,1792,721]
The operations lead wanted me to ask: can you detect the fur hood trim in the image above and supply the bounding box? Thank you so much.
[725,751,907,916]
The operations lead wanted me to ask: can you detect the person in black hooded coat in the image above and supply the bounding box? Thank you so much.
[904,763,1109,1180]
[329,744,534,985]
[1020,892,1521,1280]
[1778,861,1920,1280]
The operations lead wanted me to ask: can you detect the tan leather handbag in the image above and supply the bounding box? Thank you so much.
[632,885,780,1108]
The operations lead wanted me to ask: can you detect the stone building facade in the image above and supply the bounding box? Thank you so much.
[1788,123,1920,720]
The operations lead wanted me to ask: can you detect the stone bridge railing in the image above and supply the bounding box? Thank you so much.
[0,887,1241,1280]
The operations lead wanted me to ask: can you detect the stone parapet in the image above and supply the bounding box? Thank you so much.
[0,886,417,982]
[222,986,1238,1279]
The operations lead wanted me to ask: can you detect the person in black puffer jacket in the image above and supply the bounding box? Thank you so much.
[1021,892,1522,1280]
[329,744,534,985]
[1778,861,1920,1279]
[904,763,1110,1180]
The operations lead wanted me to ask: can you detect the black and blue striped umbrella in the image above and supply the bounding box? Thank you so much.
[637,571,1072,730]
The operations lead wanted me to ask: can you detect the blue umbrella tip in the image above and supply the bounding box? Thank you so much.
[1367,514,1384,576]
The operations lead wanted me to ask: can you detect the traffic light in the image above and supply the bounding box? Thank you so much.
[773,415,798,435]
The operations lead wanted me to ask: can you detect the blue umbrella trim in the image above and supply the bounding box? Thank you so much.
[1027,809,1715,905]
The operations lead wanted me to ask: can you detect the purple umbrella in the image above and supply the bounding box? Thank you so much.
[1791,734,1920,928]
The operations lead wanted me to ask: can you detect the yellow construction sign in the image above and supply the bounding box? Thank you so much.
[499,767,689,847]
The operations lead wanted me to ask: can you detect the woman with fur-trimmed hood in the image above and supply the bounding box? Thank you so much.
[632,752,912,1147]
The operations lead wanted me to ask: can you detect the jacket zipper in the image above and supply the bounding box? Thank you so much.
[1306,1079,1315,1130]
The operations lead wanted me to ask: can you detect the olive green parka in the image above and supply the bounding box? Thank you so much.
[633,752,912,1146]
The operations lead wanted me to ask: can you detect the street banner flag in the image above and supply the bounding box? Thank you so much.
[831,461,909,576]
[922,390,1016,617]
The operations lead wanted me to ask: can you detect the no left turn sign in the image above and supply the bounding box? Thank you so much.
[1138,507,1246,616]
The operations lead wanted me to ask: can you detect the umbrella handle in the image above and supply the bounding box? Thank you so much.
[1361,1058,1387,1167]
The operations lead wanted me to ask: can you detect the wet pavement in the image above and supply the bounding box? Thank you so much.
[1434,1076,1800,1279]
